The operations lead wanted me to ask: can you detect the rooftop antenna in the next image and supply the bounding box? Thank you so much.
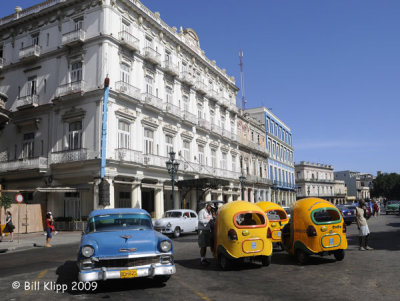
[239,50,247,110]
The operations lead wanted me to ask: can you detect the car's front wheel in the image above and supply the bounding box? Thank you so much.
[261,255,271,266]
[173,227,181,238]
[218,253,232,270]
[295,249,309,265]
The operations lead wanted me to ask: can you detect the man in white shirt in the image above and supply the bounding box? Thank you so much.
[198,203,214,265]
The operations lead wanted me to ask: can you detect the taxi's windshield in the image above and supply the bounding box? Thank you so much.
[87,213,152,232]
[164,211,182,218]
[312,208,341,224]
[266,210,287,221]
[235,213,266,227]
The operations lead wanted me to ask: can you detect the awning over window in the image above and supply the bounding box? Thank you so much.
[36,187,90,193]
[177,177,230,190]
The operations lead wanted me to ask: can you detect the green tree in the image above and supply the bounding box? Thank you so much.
[371,173,400,200]
[0,194,13,214]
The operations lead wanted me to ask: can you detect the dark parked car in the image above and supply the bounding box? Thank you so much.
[337,205,356,225]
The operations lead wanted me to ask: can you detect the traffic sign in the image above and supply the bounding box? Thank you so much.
[15,193,24,203]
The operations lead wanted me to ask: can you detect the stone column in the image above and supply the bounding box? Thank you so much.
[190,189,197,210]
[227,190,233,203]
[131,181,142,208]
[205,190,212,202]
[244,188,248,202]
[217,189,223,201]
[93,179,100,211]
[154,184,164,219]
[104,178,115,209]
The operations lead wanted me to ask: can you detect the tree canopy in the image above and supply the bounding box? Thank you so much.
[371,173,400,200]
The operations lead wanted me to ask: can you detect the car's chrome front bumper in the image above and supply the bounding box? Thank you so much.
[153,227,173,234]
[79,264,176,282]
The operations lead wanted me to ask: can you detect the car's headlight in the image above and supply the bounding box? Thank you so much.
[166,222,171,228]
[82,245,94,258]
[160,240,172,252]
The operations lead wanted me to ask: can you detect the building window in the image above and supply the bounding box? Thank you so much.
[183,140,190,161]
[166,86,173,103]
[74,18,84,31]
[145,75,154,95]
[197,103,203,119]
[210,110,215,125]
[183,95,189,111]
[121,20,130,33]
[144,129,154,155]
[232,155,236,172]
[68,121,82,150]
[165,135,174,156]
[118,120,130,149]
[22,132,35,159]
[70,61,82,82]
[211,149,217,168]
[64,192,80,219]
[222,153,227,170]
[221,115,225,130]
[32,33,39,46]
[26,76,37,96]
[198,145,204,165]
[230,120,235,133]
[120,62,130,83]
[117,191,131,208]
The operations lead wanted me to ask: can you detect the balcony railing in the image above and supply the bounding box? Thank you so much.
[164,102,182,118]
[143,154,168,167]
[0,57,5,69]
[16,94,38,109]
[19,44,41,61]
[142,93,164,110]
[208,89,219,101]
[211,123,222,136]
[115,148,143,164]
[115,81,142,100]
[194,81,208,94]
[56,81,85,97]
[0,157,48,172]
[119,31,139,51]
[180,71,195,86]
[163,60,179,76]
[50,149,98,164]
[62,29,86,46]
[197,118,210,131]
[143,47,161,65]
[247,175,273,185]
[182,110,197,124]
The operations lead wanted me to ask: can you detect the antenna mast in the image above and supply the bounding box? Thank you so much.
[239,50,247,110]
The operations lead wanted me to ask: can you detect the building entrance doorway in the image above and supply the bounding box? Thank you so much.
[141,188,154,216]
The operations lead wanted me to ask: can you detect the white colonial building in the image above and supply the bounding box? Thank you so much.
[0,0,245,220]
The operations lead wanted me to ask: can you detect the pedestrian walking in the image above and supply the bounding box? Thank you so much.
[373,201,379,217]
[198,203,215,265]
[0,211,14,242]
[356,201,373,251]
[45,212,55,247]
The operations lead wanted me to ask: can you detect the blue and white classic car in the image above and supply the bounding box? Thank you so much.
[77,208,176,283]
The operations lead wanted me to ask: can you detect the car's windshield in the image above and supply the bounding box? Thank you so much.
[345,205,356,210]
[164,211,182,218]
[312,208,341,224]
[266,210,287,221]
[235,212,266,227]
[87,213,152,232]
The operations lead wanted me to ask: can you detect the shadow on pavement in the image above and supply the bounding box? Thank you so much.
[55,260,168,295]
[347,230,400,251]
[386,223,400,228]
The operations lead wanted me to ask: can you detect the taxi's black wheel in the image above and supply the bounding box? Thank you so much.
[295,249,309,265]
[261,256,271,266]
[173,227,181,238]
[154,275,170,283]
[218,254,232,270]
[334,249,345,261]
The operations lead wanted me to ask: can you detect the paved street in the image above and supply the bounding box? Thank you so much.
[0,214,399,301]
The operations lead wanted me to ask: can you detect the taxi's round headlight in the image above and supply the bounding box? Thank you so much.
[82,246,94,258]
[160,240,172,252]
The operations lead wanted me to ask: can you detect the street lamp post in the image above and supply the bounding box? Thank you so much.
[166,151,180,208]
[239,175,246,200]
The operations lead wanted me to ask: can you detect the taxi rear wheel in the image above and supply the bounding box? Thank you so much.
[218,254,232,270]
[295,249,309,265]
[261,255,271,266]
[334,249,345,261]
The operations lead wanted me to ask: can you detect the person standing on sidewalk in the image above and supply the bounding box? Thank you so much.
[0,211,14,242]
[356,201,373,251]
[45,212,55,247]
[198,203,215,265]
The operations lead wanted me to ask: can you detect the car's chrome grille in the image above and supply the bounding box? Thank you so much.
[96,256,160,268]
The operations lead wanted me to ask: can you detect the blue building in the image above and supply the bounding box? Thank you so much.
[246,107,296,206]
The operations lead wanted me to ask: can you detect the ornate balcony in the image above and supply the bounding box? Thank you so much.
[208,89,219,101]
[115,81,141,101]
[163,60,179,77]
[50,149,98,164]
[0,57,5,69]
[197,118,210,131]
[194,80,208,95]
[16,94,38,109]
[142,93,164,111]
[119,31,139,51]
[211,123,222,136]
[164,102,182,118]
[19,44,41,61]
[180,71,195,86]
[182,110,197,124]
[143,154,168,167]
[62,29,86,46]
[143,47,161,65]
[56,81,85,98]
[115,148,143,164]
[0,157,48,173]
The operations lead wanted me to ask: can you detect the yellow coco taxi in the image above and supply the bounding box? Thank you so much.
[256,201,289,247]
[213,201,273,270]
[281,198,348,264]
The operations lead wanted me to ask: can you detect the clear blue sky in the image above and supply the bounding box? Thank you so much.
[2,1,400,175]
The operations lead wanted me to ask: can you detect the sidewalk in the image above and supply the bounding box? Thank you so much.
[0,231,82,254]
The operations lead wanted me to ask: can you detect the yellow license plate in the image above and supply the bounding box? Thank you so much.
[120,269,137,278]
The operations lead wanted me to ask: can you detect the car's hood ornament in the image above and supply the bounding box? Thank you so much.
[121,235,132,242]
